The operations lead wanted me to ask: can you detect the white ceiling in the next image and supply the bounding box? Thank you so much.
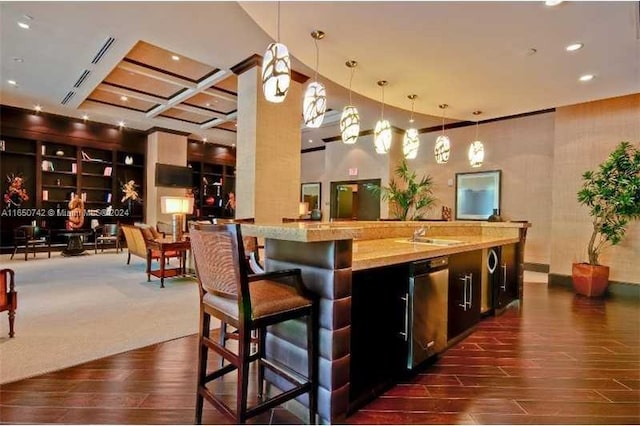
[1,1,639,149]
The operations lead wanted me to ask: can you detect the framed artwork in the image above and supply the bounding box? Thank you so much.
[301,182,321,210]
[455,170,501,220]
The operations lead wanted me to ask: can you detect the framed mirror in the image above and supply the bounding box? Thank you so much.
[301,182,321,211]
[455,170,501,220]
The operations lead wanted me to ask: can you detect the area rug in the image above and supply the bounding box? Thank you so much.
[0,251,213,384]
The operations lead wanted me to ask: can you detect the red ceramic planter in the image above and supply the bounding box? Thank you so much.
[572,263,610,297]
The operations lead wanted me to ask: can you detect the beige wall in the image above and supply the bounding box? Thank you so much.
[146,131,188,226]
[304,113,555,265]
[550,94,640,284]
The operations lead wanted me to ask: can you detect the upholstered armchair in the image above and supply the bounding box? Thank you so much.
[0,269,17,338]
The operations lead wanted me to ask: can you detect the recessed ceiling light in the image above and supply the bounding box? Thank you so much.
[17,22,30,29]
[120,95,128,101]
[409,118,415,123]
[34,105,42,112]
[7,80,17,86]
[579,74,595,82]
[232,143,236,147]
[234,123,237,127]
[566,43,584,52]
[118,120,125,127]
[205,103,211,107]
[171,55,180,61]
[82,114,89,120]
[308,139,313,143]
[12,57,24,63]
[202,137,208,142]
[545,0,563,5]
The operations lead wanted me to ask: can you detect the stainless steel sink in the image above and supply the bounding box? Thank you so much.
[397,237,464,246]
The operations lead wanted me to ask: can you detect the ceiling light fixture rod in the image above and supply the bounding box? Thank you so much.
[473,110,482,139]
[439,103,448,134]
[408,94,417,122]
[378,80,388,119]
[276,1,281,42]
[311,30,325,81]
[346,60,357,105]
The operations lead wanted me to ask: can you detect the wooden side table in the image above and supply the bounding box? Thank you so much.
[145,238,190,288]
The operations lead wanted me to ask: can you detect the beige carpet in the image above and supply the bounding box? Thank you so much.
[0,250,214,384]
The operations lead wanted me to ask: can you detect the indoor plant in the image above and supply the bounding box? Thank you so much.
[574,141,640,297]
[373,160,436,220]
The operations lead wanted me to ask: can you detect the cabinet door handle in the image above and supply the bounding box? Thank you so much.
[501,264,507,291]
[458,276,468,311]
[399,293,409,341]
[467,273,473,308]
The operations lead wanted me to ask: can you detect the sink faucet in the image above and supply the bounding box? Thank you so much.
[413,226,428,241]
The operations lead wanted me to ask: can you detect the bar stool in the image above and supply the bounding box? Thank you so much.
[190,224,318,424]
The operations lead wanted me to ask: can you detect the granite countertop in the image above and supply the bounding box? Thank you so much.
[351,235,520,271]
[241,220,530,243]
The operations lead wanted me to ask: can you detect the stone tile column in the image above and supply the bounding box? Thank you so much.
[232,56,307,224]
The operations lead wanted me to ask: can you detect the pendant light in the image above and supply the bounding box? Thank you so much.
[261,1,291,103]
[303,30,327,128]
[434,104,451,164]
[468,110,485,168]
[403,94,420,159]
[340,60,360,144]
[374,80,392,154]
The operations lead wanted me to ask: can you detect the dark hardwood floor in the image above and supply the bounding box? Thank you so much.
[1,282,638,424]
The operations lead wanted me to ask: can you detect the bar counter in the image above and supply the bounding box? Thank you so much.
[241,220,530,423]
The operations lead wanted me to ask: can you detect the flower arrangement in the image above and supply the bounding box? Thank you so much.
[121,180,141,203]
[4,174,29,207]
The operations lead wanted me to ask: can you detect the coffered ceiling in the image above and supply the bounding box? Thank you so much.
[1,2,638,150]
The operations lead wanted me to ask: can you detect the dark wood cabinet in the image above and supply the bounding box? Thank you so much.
[448,250,482,341]
[350,264,408,410]
[493,244,518,310]
[188,160,235,219]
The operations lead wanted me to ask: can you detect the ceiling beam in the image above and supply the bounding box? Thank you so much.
[202,87,238,103]
[172,103,226,119]
[201,111,237,130]
[98,84,166,104]
[116,61,197,89]
[146,69,232,118]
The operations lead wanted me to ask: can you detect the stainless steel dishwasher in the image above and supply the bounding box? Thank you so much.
[403,256,449,369]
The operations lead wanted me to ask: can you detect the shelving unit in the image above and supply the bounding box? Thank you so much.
[188,159,234,219]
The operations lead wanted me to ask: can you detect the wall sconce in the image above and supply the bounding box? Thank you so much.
[161,196,194,241]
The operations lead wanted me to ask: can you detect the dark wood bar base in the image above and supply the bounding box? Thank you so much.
[1,282,638,424]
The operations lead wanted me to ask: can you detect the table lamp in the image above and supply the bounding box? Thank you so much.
[161,196,194,240]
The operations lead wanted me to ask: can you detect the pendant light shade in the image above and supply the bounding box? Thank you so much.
[340,61,360,144]
[468,110,484,168]
[403,94,419,159]
[403,128,420,159]
[469,141,485,167]
[303,30,327,128]
[435,104,451,164]
[374,80,391,154]
[374,119,392,154]
[262,3,290,103]
[434,135,451,164]
[262,42,291,103]
[340,106,360,144]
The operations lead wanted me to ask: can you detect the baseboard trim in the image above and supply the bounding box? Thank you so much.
[549,273,640,300]
[524,262,549,273]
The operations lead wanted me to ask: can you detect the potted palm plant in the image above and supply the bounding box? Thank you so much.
[373,160,437,220]
[574,141,640,297]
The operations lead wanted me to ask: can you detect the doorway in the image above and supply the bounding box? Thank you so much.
[330,179,381,221]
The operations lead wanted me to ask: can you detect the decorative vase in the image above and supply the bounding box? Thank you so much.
[488,208,503,222]
[572,263,609,297]
[205,196,215,206]
[310,209,322,221]
[125,156,133,165]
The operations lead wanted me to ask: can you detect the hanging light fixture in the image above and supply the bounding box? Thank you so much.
[303,30,327,128]
[403,94,420,159]
[469,110,485,168]
[261,2,291,103]
[434,104,451,164]
[340,60,360,144]
[374,80,392,154]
